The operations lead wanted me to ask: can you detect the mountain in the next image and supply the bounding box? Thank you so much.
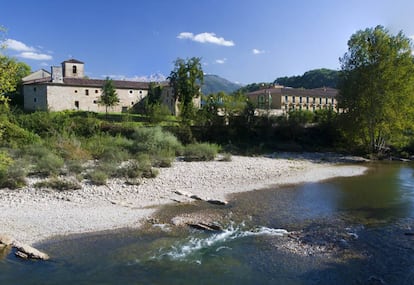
[274,68,339,89]
[202,74,242,95]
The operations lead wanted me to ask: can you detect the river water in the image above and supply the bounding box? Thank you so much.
[1,162,413,284]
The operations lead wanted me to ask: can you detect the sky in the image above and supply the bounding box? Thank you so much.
[2,0,414,84]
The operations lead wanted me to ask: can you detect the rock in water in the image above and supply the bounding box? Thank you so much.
[187,222,223,232]
[13,242,50,260]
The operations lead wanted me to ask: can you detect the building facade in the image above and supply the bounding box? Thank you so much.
[23,59,201,115]
[22,59,152,113]
[246,85,339,115]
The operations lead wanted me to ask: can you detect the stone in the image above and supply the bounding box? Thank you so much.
[0,234,14,246]
[12,242,50,260]
[187,222,223,232]
[206,199,228,206]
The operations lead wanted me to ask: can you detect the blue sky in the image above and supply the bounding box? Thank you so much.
[2,0,414,84]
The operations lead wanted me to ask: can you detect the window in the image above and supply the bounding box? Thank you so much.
[75,101,79,109]
[93,100,97,104]
[292,96,296,103]
[139,90,142,94]
[34,97,37,103]
[299,96,302,104]
[72,65,77,74]
[319,97,322,104]
[285,95,288,102]
[306,96,309,103]
[325,97,329,104]
[33,87,37,92]
[74,90,78,93]
[95,90,99,94]
[131,101,134,105]
[258,95,266,109]
[85,89,89,95]
[129,90,133,94]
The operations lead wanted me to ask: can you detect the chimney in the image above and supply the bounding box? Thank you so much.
[51,66,63,83]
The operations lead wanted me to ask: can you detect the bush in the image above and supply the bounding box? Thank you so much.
[0,152,27,189]
[34,178,81,191]
[131,126,182,156]
[65,160,84,174]
[0,120,40,148]
[84,134,132,161]
[54,136,91,161]
[183,143,220,161]
[22,144,64,176]
[86,170,108,185]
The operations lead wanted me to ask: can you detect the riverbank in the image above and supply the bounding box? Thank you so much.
[0,154,367,246]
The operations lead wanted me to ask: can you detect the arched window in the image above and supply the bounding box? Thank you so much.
[72,65,77,74]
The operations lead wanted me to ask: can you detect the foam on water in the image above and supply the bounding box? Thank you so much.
[151,223,289,262]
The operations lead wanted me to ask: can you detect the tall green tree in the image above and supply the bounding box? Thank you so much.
[338,25,414,154]
[99,77,119,116]
[168,57,203,122]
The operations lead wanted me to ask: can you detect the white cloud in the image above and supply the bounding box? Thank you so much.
[252,48,265,55]
[177,32,234,47]
[19,52,53,60]
[3,38,53,61]
[3,39,35,52]
[215,58,227,64]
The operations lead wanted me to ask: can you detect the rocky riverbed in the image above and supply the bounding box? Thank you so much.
[0,154,367,246]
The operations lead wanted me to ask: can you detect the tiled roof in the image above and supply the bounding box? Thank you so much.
[63,78,151,89]
[62,59,84,64]
[247,87,338,97]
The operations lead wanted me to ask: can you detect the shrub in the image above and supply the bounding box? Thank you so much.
[131,126,182,156]
[65,160,84,175]
[34,178,81,191]
[54,136,91,161]
[86,169,108,185]
[0,120,40,148]
[152,152,174,168]
[183,143,220,161]
[0,152,27,189]
[22,144,64,176]
[84,134,132,161]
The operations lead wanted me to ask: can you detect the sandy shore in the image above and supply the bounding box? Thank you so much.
[0,154,367,245]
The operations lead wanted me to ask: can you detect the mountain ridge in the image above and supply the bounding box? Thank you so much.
[201,74,242,95]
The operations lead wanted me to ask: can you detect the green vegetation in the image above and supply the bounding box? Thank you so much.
[99,77,120,116]
[338,25,414,155]
[168,57,204,122]
[183,143,220,162]
[274,68,339,89]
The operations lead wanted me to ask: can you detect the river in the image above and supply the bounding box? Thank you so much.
[1,162,413,284]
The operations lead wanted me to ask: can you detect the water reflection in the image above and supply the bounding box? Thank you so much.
[337,163,414,222]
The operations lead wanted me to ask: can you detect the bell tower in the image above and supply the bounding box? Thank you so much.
[62,59,85,78]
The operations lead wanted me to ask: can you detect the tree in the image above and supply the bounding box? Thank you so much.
[99,77,119,116]
[168,57,203,122]
[338,25,414,154]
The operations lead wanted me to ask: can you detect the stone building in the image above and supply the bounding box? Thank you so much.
[246,85,339,115]
[22,59,196,115]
